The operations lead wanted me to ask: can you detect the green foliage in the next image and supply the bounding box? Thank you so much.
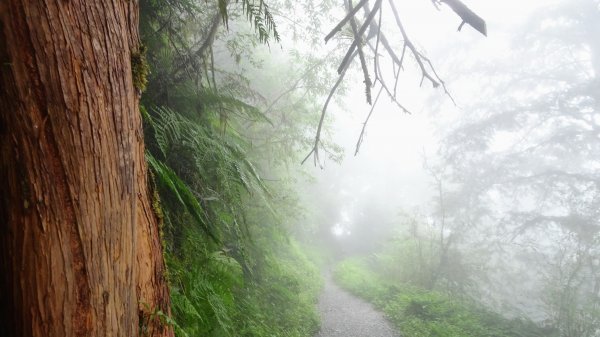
[143,105,270,244]
[239,0,280,44]
[233,239,322,337]
[168,244,244,336]
[140,302,187,337]
[138,1,334,336]
[141,80,322,337]
[147,152,216,241]
[334,258,558,337]
[165,215,321,337]
[218,0,280,44]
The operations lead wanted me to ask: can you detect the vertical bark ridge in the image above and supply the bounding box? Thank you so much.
[0,1,173,336]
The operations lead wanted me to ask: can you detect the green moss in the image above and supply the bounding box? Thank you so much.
[131,45,150,93]
[147,167,171,283]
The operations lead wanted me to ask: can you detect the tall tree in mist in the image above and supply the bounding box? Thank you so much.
[437,0,600,331]
[0,1,172,336]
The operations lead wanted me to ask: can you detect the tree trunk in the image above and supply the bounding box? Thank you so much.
[0,1,173,336]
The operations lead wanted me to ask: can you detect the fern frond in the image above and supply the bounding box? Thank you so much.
[144,105,272,241]
[239,0,280,44]
[199,88,273,125]
[146,152,218,242]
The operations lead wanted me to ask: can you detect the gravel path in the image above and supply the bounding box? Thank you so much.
[314,274,401,337]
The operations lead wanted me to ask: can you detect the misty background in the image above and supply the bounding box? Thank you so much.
[263,0,599,330]
[141,0,600,335]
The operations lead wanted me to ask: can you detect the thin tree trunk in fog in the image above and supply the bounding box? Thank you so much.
[0,1,173,336]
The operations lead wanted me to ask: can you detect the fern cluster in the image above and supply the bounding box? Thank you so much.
[143,99,321,337]
[138,1,325,336]
[144,105,267,243]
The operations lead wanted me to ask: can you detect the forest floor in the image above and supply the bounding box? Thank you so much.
[314,273,401,337]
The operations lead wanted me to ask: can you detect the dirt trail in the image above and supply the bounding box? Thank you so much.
[314,274,400,337]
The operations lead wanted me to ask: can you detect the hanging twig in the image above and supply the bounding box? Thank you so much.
[355,86,384,155]
[210,46,217,90]
[370,42,411,113]
[387,0,457,106]
[302,52,356,166]
[393,45,406,97]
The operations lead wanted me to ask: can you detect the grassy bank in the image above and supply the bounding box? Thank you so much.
[334,258,556,337]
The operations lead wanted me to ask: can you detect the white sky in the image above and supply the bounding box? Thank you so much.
[310,0,556,226]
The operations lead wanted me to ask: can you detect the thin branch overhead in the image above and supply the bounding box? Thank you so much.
[304,0,486,165]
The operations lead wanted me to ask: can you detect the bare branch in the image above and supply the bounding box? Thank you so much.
[336,0,382,75]
[372,5,383,86]
[304,0,486,162]
[172,12,221,78]
[388,0,439,87]
[367,41,412,113]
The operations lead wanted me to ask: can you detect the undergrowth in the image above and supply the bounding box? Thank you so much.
[167,228,321,337]
[139,2,323,335]
[334,258,558,337]
[142,106,321,336]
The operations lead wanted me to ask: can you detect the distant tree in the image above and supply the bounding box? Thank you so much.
[436,0,600,329]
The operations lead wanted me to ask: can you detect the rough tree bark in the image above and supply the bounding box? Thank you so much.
[0,1,173,336]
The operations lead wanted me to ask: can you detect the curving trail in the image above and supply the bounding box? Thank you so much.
[314,274,401,337]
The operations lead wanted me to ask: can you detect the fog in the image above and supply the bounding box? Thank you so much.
[171,0,600,334]
[269,0,600,332]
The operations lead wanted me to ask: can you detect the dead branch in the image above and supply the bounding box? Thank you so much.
[324,0,371,42]
[336,0,382,75]
[438,0,487,36]
[347,0,372,104]
[303,0,486,166]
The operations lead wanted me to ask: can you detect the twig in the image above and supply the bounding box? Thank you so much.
[387,0,439,87]
[355,86,384,155]
[302,52,356,166]
[172,11,221,78]
[368,42,412,113]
